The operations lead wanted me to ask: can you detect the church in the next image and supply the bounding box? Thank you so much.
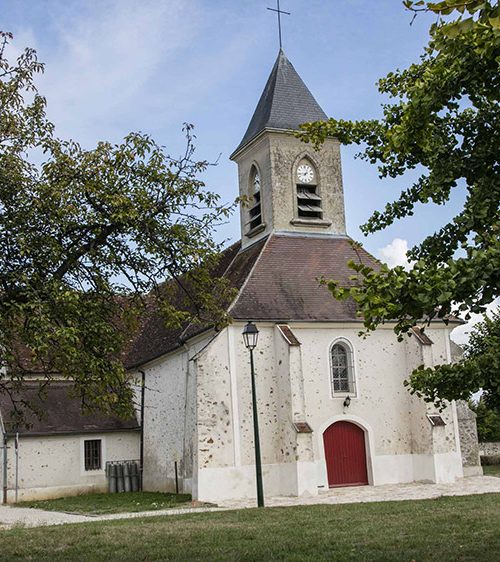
[127,50,475,503]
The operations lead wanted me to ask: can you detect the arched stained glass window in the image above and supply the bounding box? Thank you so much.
[331,342,355,394]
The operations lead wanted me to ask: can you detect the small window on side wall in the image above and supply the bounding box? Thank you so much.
[331,341,355,395]
[84,439,102,471]
[247,165,263,233]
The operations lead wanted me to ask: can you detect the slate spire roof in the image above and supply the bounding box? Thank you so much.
[232,50,328,156]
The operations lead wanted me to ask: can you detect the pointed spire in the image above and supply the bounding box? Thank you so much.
[232,51,327,157]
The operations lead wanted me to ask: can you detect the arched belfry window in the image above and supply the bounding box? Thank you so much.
[247,165,262,232]
[296,158,322,220]
[330,340,355,395]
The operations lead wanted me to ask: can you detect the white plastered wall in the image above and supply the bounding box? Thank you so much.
[136,334,211,495]
[2,431,139,502]
[193,322,463,502]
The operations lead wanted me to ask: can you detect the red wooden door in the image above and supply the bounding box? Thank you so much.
[323,421,368,487]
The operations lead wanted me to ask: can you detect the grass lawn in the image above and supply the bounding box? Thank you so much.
[483,464,500,477]
[2,493,500,561]
[15,491,192,515]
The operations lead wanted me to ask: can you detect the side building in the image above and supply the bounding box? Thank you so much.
[0,381,140,502]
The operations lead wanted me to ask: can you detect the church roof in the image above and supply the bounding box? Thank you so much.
[125,237,266,369]
[229,234,375,321]
[125,234,380,368]
[232,50,328,156]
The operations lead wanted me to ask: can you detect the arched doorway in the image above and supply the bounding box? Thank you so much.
[323,421,369,487]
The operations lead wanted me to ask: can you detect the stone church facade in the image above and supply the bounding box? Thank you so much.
[128,51,475,503]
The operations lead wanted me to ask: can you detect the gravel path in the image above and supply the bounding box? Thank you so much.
[1,476,499,529]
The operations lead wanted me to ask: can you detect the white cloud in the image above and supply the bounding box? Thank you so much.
[378,238,411,269]
[12,0,203,145]
[451,298,500,346]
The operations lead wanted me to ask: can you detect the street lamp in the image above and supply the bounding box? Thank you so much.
[242,321,264,508]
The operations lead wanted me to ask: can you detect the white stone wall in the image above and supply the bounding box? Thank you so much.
[137,334,211,495]
[2,431,139,502]
[193,322,463,502]
[480,442,500,456]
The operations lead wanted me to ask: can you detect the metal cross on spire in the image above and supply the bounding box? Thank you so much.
[267,0,290,50]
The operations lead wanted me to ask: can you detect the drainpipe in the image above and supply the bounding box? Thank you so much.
[2,434,7,504]
[1,409,7,504]
[138,370,146,491]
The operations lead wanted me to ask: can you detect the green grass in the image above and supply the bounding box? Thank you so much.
[483,464,500,477]
[2,494,500,561]
[15,491,192,515]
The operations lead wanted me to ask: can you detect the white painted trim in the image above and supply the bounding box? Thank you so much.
[316,415,375,488]
[227,326,242,467]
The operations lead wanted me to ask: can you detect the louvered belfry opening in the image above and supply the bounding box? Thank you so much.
[296,159,322,220]
[247,166,263,232]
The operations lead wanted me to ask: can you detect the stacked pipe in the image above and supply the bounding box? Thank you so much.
[106,461,140,493]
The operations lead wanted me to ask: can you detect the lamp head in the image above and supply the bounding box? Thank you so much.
[242,321,259,350]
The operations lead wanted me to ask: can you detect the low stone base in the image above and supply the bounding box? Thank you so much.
[463,466,483,477]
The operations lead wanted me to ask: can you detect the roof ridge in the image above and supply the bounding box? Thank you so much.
[226,234,272,317]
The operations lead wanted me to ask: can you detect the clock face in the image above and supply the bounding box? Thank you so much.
[297,164,314,184]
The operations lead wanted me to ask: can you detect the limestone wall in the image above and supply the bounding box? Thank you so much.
[456,401,483,476]
[480,442,500,456]
[193,322,463,502]
[138,334,211,495]
[2,431,139,502]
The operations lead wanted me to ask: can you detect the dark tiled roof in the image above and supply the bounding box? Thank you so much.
[126,234,378,367]
[124,238,267,369]
[230,234,378,321]
[0,381,139,436]
[233,50,328,156]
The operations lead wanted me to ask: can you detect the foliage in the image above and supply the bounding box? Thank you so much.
[0,32,234,418]
[470,397,500,442]
[409,308,500,409]
[298,1,499,406]
[2,495,500,561]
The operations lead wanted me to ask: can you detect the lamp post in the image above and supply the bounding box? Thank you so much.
[242,321,264,508]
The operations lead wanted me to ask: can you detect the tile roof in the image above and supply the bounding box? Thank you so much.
[232,50,328,156]
[230,234,378,322]
[124,237,267,369]
[125,234,378,367]
[0,381,139,436]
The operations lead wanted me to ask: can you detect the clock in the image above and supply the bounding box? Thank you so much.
[297,164,314,184]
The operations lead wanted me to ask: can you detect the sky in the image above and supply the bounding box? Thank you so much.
[2,0,495,342]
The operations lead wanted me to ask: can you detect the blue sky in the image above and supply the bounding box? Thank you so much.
[2,0,492,341]
[3,0,465,259]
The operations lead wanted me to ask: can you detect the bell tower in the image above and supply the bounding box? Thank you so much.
[231,50,346,249]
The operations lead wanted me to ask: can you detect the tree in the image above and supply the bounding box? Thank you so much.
[469,398,500,442]
[0,32,234,417]
[411,308,500,409]
[298,1,499,406]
